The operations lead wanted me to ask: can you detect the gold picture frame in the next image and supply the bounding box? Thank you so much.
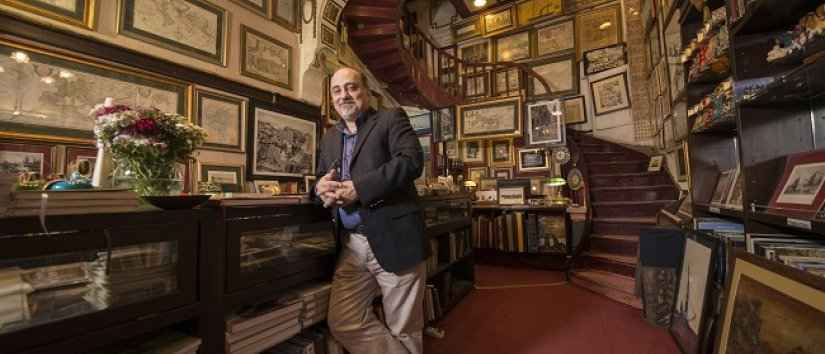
[457,97,522,140]
[575,5,623,60]
[482,5,516,37]
[461,140,486,164]
[272,0,300,32]
[230,0,269,18]
[241,25,293,89]
[193,87,247,153]
[516,0,563,25]
[452,16,482,42]
[3,0,96,29]
[489,138,514,166]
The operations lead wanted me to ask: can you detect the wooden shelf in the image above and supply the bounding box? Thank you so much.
[748,210,825,235]
[427,252,473,281]
[688,63,729,85]
[425,217,472,237]
[742,57,825,106]
[732,0,822,36]
[694,203,744,220]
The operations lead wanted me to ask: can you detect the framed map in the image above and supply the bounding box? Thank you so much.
[272,0,300,32]
[3,0,96,29]
[321,0,342,25]
[528,55,578,98]
[241,25,292,89]
[482,5,516,36]
[250,107,316,178]
[453,16,481,42]
[230,0,268,18]
[533,19,574,58]
[119,0,228,66]
[583,44,627,75]
[590,72,631,115]
[199,163,244,192]
[457,97,522,140]
[194,88,246,152]
[434,107,455,142]
[575,5,622,59]
[495,30,530,62]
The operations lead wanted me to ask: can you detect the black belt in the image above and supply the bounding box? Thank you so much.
[344,224,366,235]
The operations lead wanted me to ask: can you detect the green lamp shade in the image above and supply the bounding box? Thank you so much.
[546,177,567,187]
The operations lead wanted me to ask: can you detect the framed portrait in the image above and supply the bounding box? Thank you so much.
[527,100,565,146]
[461,140,485,164]
[319,24,338,51]
[0,40,188,144]
[199,163,244,192]
[468,166,488,183]
[533,19,574,58]
[575,5,623,59]
[250,107,316,178]
[768,151,825,218]
[583,44,627,75]
[194,88,246,152]
[321,0,342,25]
[458,39,490,75]
[453,16,481,42]
[482,5,516,36]
[409,113,432,135]
[463,72,489,98]
[590,73,631,115]
[272,0,300,32]
[0,142,51,176]
[119,0,228,66]
[445,140,459,159]
[241,25,292,89]
[492,68,521,97]
[434,107,455,142]
[230,0,269,18]
[493,167,513,179]
[517,0,563,24]
[65,146,97,177]
[418,135,432,160]
[518,148,549,172]
[670,233,718,354]
[489,139,513,166]
[457,97,522,140]
[528,55,578,98]
[3,0,96,29]
[563,96,587,125]
[495,30,530,62]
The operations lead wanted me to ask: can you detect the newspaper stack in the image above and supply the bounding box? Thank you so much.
[85,243,178,309]
[294,283,331,329]
[225,299,303,354]
[0,268,33,329]
[5,189,140,217]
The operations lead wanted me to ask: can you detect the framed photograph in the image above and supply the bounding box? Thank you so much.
[769,151,825,218]
[434,107,455,142]
[457,97,522,140]
[670,233,718,354]
[463,72,489,98]
[241,25,292,89]
[533,19,574,58]
[494,30,530,62]
[583,44,627,75]
[575,5,623,59]
[492,68,521,97]
[458,39,491,75]
[711,168,738,207]
[199,163,244,192]
[517,0,563,24]
[4,0,96,29]
[194,88,246,152]
[65,146,97,177]
[319,24,338,51]
[418,135,432,160]
[231,0,269,18]
[482,5,516,36]
[453,16,481,42]
[445,140,459,159]
[528,55,578,98]
[0,142,51,176]
[498,186,526,205]
[590,73,631,115]
[272,0,300,32]
[518,148,550,172]
[409,113,432,135]
[489,139,513,166]
[563,96,587,125]
[479,178,498,190]
[716,251,825,354]
[494,167,513,179]
[526,100,565,146]
[0,40,188,144]
[119,0,227,66]
[250,107,316,178]
[468,166,488,183]
[321,0,342,25]
[461,140,485,164]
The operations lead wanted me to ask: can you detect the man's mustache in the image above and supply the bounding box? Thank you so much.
[338,99,356,105]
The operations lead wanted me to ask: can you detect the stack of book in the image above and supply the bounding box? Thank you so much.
[85,243,177,309]
[263,327,344,354]
[0,268,33,328]
[424,284,442,323]
[114,331,201,354]
[5,189,140,217]
[747,233,825,278]
[426,238,440,276]
[225,300,303,354]
[294,283,331,328]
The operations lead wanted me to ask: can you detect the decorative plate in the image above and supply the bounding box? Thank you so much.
[552,147,571,165]
[567,168,584,191]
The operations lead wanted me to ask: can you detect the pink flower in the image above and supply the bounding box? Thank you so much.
[134,118,158,135]
[94,104,131,117]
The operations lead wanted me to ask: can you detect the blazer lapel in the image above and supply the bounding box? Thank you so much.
[349,112,378,168]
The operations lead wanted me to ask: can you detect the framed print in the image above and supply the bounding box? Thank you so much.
[199,163,244,192]
[458,39,490,75]
[194,88,246,152]
[583,44,627,75]
[241,25,292,89]
[453,16,481,42]
[489,139,513,166]
[250,107,316,178]
[665,9,685,101]
[434,107,455,142]
[563,96,587,125]
[648,155,664,172]
[445,140,459,159]
[526,100,565,146]
[711,168,738,207]
[418,135,432,160]
[409,113,432,135]
[64,146,97,177]
[0,40,188,144]
[590,73,631,115]
[457,97,522,140]
[492,68,521,97]
[528,55,578,98]
[716,251,825,354]
[253,179,279,194]
[119,0,228,66]
[676,143,688,182]
[533,19,574,58]
[319,24,338,51]
[670,233,718,354]
[3,0,96,29]
[0,142,51,176]
[494,30,530,62]
[482,5,516,36]
[498,186,526,205]
[231,0,268,18]
[726,169,744,210]
[768,151,825,219]
[321,0,342,25]
[272,0,300,32]
[463,72,489,98]
[468,166,488,183]
[494,167,513,179]
[479,178,498,190]
[518,148,550,172]
[517,0,563,25]
[461,140,485,164]
[575,5,623,59]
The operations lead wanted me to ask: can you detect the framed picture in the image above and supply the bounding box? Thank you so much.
[768,151,825,218]
[526,100,565,146]
[458,39,491,75]
[583,44,627,75]
[563,96,587,125]
[250,107,316,178]
[445,140,459,159]
[648,156,664,172]
[590,73,631,115]
[303,175,316,194]
[670,233,718,354]
[716,251,825,354]
[199,163,244,192]
[119,0,228,66]
[453,16,481,42]
[517,148,550,172]
[494,166,513,179]
[0,40,188,144]
[489,139,513,166]
[479,178,498,190]
[194,88,246,152]
[463,72,489,98]
[461,140,485,164]
[64,146,97,177]
[498,186,526,205]
[231,0,269,18]
[241,25,292,89]
[434,107,455,142]
[0,142,51,176]
[4,0,96,29]
[533,19,574,58]
[492,68,521,97]
[319,24,338,51]
[528,55,578,98]
[665,10,685,101]
[409,113,432,135]
[272,0,300,32]
[468,166,488,183]
[575,5,623,59]
[678,140,690,183]
[517,0,563,24]
[418,135,432,160]
[494,30,530,62]
[482,5,516,36]
[457,97,522,140]
[726,169,744,211]
[321,0,342,25]
[711,168,738,207]
[253,179,279,194]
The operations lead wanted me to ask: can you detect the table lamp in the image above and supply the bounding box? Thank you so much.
[545,176,568,205]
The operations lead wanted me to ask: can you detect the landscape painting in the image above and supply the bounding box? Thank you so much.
[0,151,44,175]
[776,162,825,206]
[251,108,315,178]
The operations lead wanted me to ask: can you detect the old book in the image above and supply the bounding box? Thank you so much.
[233,323,300,354]
[227,300,303,334]
[227,318,300,353]
[226,310,301,344]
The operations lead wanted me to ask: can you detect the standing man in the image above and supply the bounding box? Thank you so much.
[314,67,427,354]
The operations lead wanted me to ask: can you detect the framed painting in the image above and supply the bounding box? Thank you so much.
[670,232,718,354]
[453,16,481,42]
[468,166,489,183]
[461,140,485,164]
[528,55,578,98]
[482,5,516,36]
[272,0,300,32]
[590,73,631,115]
[409,113,432,135]
[768,151,825,219]
[517,0,563,24]
[434,107,455,142]
[321,0,342,25]
[583,44,627,75]
[241,25,292,89]
[527,100,565,146]
[445,140,459,159]
[194,88,246,152]
[230,0,268,18]
[495,30,531,62]
[517,148,550,172]
[563,96,587,125]
[479,178,498,190]
[253,179,279,194]
[0,142,51,176]
[0,40,188,144]
[716,251,825,354]
[64,145,97,177]
[199,163,244,192]
[489,139,513,166]
[458,39,490,75]
[533,19,574,58]
[119,0,228,66]
[463,72,489,98]
[319,24,338,51]
[250,107,316,178]
[575,5,623,59]
[3,0,96,29]
[493,167,513,179]
[492,67,521,97]
[457,97,522,140]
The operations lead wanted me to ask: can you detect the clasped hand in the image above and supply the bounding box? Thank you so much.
[317,169,358,208]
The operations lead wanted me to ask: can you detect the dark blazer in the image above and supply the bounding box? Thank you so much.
[314,108,427,273]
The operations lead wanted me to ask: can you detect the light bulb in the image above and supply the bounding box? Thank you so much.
[599,21,612,30]
[10,51,29,63]
[0,66,4,73]
[59,70,74,79]
[473,0,486,8]
[41,77,55,84]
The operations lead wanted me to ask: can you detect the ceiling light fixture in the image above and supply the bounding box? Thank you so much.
[10,51,29,64]
[41,77,55,84]
[599,21,612,30]
[473,0,487,8]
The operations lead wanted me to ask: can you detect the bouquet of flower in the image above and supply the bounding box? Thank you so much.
[91,100,206,196]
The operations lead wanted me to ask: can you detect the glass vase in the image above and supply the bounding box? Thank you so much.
[112,161,184,197]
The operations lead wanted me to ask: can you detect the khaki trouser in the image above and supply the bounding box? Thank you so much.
[327,232,426,354]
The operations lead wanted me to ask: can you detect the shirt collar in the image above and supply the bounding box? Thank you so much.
[335,109,370,136]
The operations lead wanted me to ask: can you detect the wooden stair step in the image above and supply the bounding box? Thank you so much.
[590,172,662,178]
[592,217,657,224]
[570,270,642,309]
[591,234,639,242]
[343,5,399,22]
[353,39,399,56]
[584,252,638,266]
[590,185,674,192]
[592,200,677,207]
[349,23,399,38]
